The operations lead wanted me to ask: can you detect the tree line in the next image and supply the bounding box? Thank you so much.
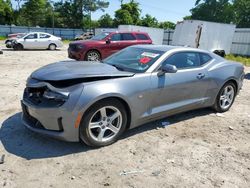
[0,0,249,29]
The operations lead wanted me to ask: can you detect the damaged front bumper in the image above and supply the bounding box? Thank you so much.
[21,80,84,142]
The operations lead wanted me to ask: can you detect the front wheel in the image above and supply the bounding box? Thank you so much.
[85,50,101,61]
[13,43,23,51]
[79,99,127,147]
[213,82,236,113]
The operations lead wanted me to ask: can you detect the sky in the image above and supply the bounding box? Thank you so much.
[92,0,196,23]
[11,0,197,23]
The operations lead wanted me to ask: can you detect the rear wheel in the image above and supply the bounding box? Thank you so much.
[213,82,236,112]
[85,50,101,61]
[79,99,127,147]
[49,44,57,50]
[13,43,23,51]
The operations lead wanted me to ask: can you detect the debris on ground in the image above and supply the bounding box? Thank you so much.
[103,182,110,186]
[152,170,161,176]
[166,159,175,164]
[119,170,144,176]
[70,176,75,180]
[216,113,225,117]
[0,154,5,164]
[229,126,234,130]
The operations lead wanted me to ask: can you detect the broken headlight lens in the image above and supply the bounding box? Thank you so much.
[43,90,69,101]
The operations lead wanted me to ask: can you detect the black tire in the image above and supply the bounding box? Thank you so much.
[49,43,57,50]
[85,50,101,61]
[79,99,127,147]
[213,82,236,113]
[13,43,23,51]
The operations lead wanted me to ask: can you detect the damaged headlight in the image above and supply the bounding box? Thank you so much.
[43,90,69,101]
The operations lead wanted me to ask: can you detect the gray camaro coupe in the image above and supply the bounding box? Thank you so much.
[21,45,245,147]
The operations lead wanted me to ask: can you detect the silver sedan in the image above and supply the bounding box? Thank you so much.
[13,32,63,50]
[21,45,245,147]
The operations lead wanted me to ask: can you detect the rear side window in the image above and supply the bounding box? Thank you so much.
[199,53,212,65]
[136,34,148,40]
[40,34,51,39]
[121,33,136,40]
[111,33,121,41]
[162,52,201,69]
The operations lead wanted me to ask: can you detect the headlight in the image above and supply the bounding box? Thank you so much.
[76,44,85,49]
[43,90,69,101]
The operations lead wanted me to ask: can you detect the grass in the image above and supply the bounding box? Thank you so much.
[0,36,7,40]
[63,39,72,44]
[225,54,250,66]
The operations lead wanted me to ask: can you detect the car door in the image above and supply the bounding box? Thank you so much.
[102,33,123,58]
[37,33,51,49]
[23,33,39,49]
[149,51,210,117]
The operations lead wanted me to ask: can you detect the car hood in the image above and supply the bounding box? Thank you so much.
[70,40,101,45]
[31,61,134,82]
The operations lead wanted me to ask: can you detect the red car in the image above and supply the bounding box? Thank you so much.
[68,32,152,61]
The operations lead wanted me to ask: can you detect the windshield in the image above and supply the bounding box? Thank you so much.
[17,33,26,38]
[103,47,164,73]
[91,32,110,40]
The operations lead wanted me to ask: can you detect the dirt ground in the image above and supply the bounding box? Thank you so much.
[0,41,249,188]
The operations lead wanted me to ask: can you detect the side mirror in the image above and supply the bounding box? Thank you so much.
[106,38,111,44]
[157,64,178,76]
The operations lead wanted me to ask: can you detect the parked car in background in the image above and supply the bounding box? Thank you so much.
[12,32,63,50]
[5,33,26,48]
[74,32,94,41]
[22,45,244,147]
[68,31,152,61]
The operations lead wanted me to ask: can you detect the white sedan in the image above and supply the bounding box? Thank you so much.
[13,32,63,50]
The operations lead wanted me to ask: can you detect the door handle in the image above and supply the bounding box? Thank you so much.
[197,73,205,79]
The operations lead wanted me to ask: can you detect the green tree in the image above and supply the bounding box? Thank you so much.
[140,14,158,27]
[190,0,234,24]
[114,0,141,26]
[158,21,176,29]
[233,0,250,27]
[183,15,192,20]
[18,0,52,26]
[98,13,114,28]
[0,0,13,25]
[53,0,109,28]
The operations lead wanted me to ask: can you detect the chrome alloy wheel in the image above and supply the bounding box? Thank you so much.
[219,85,235,110]
[87,51,100,61]
[88,106,122,142]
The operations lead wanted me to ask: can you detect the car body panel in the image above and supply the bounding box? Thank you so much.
[21,45,245,142]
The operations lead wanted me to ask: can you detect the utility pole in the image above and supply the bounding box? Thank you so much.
[49,0,55,34]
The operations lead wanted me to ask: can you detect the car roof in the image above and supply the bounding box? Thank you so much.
[131,44,212,54]
[109,31,149,35]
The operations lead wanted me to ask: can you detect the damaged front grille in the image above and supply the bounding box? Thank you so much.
[24,86,67,107]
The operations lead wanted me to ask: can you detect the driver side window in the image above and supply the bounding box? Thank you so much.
[111,34,121,41]
[162,52,200,69]
[25,33,38,39]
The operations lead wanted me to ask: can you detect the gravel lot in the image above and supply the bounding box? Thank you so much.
[0,41,249,188]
